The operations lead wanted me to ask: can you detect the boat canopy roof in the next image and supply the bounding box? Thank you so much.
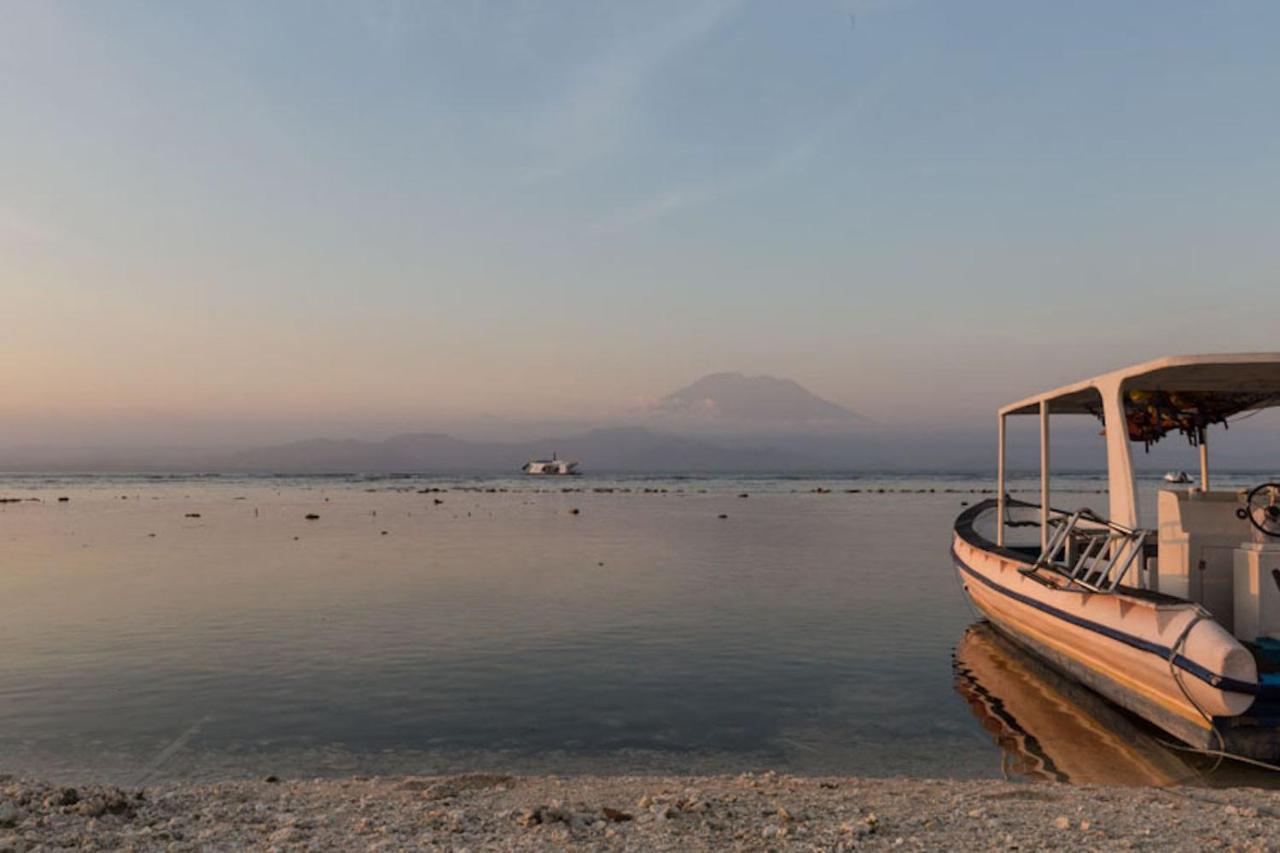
[1000,353,1280,417]
[996,353,1280,533]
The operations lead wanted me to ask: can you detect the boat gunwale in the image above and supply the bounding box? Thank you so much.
[954,498,1182,607]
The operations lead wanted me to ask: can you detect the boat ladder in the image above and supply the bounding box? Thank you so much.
[1029,510,1150,593]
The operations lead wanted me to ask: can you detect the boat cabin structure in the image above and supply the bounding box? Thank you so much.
[522,453,579,475]
[954,353,1280,762]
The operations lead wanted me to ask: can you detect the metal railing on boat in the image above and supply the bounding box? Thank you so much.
[1027,510,1150,593]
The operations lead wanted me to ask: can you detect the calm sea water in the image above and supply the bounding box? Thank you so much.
[1,471,1276,786]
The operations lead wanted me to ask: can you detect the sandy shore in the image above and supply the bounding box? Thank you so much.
[3,772,1279,851]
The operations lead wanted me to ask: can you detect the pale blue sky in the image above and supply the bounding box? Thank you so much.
[3,0,1279,441]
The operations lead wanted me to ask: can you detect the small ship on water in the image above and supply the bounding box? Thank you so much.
[521,453,580,475]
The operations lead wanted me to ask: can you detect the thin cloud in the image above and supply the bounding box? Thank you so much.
[0,206,60,248]
[521,0,744,183]
[598,20,930,233]
[598,139,817,232]
[843,0,923,16]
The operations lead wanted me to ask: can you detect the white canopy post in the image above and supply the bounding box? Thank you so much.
[1098,379,1139,530]
[997,413,1007,547]
[1039,400,1050,554]
[1199,431,1210,491]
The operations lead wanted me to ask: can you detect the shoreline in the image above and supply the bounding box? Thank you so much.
[4,772,1279,851]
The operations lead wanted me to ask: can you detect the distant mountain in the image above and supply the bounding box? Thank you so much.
[650,373,860,424]
[216,375,867,476]
[227,433,502,473]
[0,376,875,474]
[224,426,813,474]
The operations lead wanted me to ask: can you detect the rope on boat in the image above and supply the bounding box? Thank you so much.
[1154,738,1280,774]
[1166,606,1226,774]
[1160,611,1280,774]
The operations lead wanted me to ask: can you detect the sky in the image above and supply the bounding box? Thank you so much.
[3,0,1280,447]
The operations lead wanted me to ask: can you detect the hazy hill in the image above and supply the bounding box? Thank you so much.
[649,373,860,424]
[225,427,812,474]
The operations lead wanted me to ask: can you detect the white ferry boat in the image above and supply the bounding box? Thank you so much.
[522,453,579,475]
[954,353,1280,761]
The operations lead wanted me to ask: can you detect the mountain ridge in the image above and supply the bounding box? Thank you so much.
[649,372,861,424]
[224,426,814,474]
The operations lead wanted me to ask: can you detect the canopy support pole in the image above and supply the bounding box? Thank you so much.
[1040,400,1050,555]
[1099,379,1139,530]
[1200,432,1210,491]
[997,413,1007,547]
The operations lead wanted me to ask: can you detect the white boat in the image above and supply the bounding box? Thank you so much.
[522,453,579,475]
[953,354,1280,760]
[1164,471,1193,484]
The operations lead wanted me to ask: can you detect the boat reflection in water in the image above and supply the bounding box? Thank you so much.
[954,622,1197,786]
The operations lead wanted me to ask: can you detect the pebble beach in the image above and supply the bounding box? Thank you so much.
[5,771,1280,851]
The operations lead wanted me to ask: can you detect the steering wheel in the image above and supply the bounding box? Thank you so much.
[1237,483,1280,538]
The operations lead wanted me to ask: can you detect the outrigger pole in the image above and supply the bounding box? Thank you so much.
[996,413,1006,547]
[1039,400,1050,555]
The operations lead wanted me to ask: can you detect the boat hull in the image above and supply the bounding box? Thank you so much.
[954,623,1194,785]
[952,530,1261,753]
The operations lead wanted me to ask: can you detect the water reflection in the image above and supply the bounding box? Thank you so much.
[953,622,1201,786]
[0,479,991,783]
[5,471,1276,784]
